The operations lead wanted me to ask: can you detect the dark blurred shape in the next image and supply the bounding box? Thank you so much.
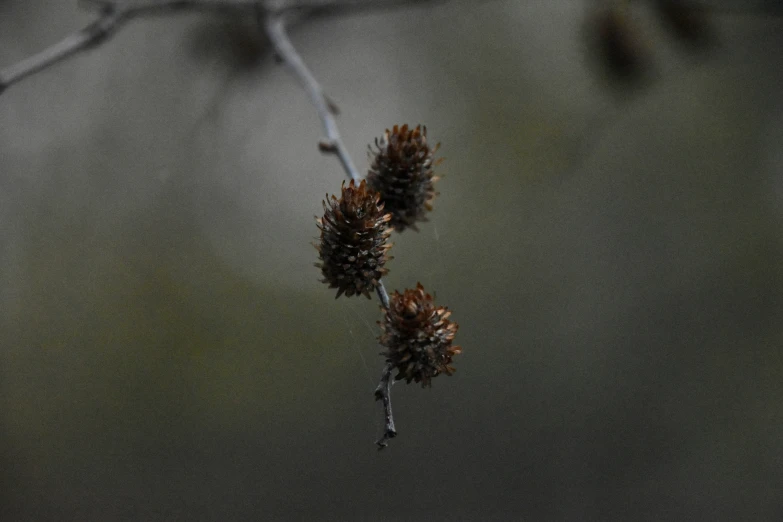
[187,15,267,73]
[654,0,713,47]
[591,5,653,82]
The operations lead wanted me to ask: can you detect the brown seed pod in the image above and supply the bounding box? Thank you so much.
[379,283,461,387]
[315,179,393,298]
[367,124,441,232]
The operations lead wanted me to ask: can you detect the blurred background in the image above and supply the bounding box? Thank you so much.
[1,0,783,520]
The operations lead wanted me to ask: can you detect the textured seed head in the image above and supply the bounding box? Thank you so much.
[315,180,393,299]
[379,283,461,387]
[367,124,441,232]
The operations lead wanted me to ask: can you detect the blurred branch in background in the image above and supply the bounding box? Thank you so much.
[588,0,715,84]
[0,0,444,448]
[0,0,441,94]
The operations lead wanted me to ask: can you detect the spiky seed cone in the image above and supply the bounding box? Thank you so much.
[379,283,461,387]
[367,124,440,232]
[315,179,393,299]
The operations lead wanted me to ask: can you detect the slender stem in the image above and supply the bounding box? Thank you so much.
[374,362,396,448]
[263,9,401,447]
[0,6,124,92]
[263,12,394,306]
[0,1,258,94]
[375,283,390,310]
[2,0,432,95]
[263,14,362,181]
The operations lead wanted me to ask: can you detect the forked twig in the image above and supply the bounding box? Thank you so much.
[373,363,397,448]
[0,0,437,95]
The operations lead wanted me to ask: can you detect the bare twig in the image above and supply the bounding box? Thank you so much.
[263,14,362,181]
[374,362,397,448]
[1,0,431,448]
[0,0,436,95]
[0,6,123,93]
[0,1,255,94]
[263,9,401,446]
[266,8,394,341]
[262,11,392,309]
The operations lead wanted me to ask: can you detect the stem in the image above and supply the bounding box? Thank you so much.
[263,9,401,447]
[0,6,124,92]
[374,362,396,448]
[263,14,362,181]
[2,0,434,95]
[0,1,259,94]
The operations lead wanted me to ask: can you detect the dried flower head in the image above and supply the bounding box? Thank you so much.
[379,283,461,387]
[367,124,441,232]
[316,179,393,298]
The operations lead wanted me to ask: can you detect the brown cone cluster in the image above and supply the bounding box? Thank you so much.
[367,124,440,232]
[315,179,393,298]
[379,283,460,387]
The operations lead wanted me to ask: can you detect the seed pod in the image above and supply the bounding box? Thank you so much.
[315,179,393,298]
[367,124,440,232]
[379,283,461,387]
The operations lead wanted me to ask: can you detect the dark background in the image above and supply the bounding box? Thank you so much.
[2,1,783,520]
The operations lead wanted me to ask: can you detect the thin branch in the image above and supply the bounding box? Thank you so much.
[0,0,434,95]
[0,6,123,92]
[263,13,362,181]
[374,362,396,448]
[263,10,400,447]
[262,12,394,305]
[0,1,253,94]
[263,11,394,308]
[375,284,390,310]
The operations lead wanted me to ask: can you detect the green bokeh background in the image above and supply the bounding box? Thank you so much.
[2,1,783,520]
